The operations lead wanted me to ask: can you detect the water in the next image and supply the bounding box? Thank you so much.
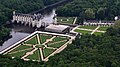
[0,9,56,52]
[0,31,29,51]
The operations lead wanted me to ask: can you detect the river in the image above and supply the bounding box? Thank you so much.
[0,9,56,52]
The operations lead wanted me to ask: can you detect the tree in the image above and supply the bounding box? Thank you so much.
[113,20,120,28]
[56,0,120,20]
[84,8,95,20]
[97,8,106,20]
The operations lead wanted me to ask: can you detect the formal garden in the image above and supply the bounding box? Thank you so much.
[57,17,75,24]
[97,26,110,31]
[6,33,70,62]
[74,29,92,34]
[74,26,110,35]
[78,26,98,30]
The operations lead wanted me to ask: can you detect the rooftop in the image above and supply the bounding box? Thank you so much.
[45,24,69,33]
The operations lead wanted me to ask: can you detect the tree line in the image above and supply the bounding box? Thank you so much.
[56,0,120,21]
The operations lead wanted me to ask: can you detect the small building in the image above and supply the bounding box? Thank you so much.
[45,24,70,34]
[83,20,99,26]
[100,20,114,26]
[84,20,115,26]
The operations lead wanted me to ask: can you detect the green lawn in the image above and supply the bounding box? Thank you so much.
[98,26,109,31]
[78,26,97,30]
[27,50,41,61]
[10,45,31,52]
[48,41,66,48]
[74,29,92,34]
[39,34,52,44]
[94,32,103,35]
[8,49,32,58]
[25,36,38,44]
[57,17,75,24]
[43,48,54,57]
[35,45,44,48]
[53,36,68,42]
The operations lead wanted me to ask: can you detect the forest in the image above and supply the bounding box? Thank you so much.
[57,0,120,21]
